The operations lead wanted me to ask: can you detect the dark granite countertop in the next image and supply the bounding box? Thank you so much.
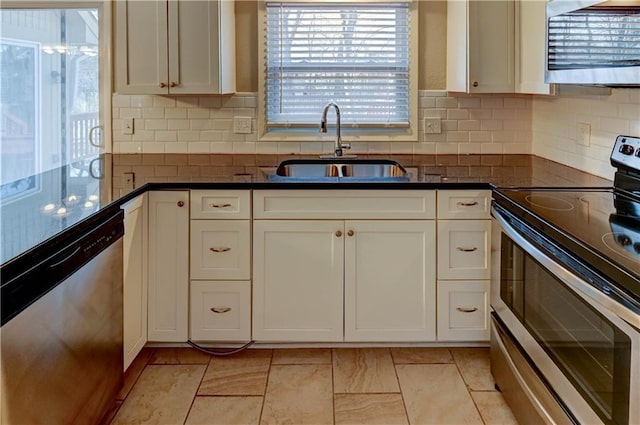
[0,152,614,326]
[2,153,611,270]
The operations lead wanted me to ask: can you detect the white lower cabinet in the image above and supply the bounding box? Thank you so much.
[252,220,344,342]
[437,280,490,341]
[252,190,437,343]
[189,190,252,342]
[147,191,189,342]
[345,221,436,341]
[436,190,492,342]
[190,280,251,341]
[122,195,147,370]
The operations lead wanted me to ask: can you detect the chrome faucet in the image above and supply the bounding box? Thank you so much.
[320,102,351,157]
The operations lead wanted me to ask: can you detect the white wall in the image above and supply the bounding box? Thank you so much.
[532,89,640,180]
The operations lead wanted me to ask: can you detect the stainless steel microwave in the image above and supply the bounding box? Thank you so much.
[545,0,640,86]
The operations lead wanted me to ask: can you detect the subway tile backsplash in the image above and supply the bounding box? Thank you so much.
[111,90,532,155]
[532,89,640,180]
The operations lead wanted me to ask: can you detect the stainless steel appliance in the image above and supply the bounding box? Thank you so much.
[545,0,640,86]
[1,210,124,424]
[491,135,640,425]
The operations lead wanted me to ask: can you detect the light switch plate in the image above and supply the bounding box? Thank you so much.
[234,116,252,134]
[425,117,442,134]
[577,122,591,146]
[123,118,134,135]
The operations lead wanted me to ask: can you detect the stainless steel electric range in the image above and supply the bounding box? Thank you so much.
[490,135,640,425]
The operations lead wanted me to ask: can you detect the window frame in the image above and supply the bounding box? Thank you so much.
[257,0,418,143]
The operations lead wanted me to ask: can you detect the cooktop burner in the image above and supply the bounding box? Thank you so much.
[498,189,640,279]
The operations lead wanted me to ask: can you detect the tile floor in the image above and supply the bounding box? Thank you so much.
[109,347,519,425]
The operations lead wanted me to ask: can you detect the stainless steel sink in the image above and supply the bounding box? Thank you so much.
[268,158,410,182]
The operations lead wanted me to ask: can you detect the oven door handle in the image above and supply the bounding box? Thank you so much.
[492,206,640,331]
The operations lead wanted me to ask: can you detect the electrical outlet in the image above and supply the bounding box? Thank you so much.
[123,172,135,191]
[233,116,252,134]
[424,117,442,134]
[123,118,134,135]
[577,122,591,146]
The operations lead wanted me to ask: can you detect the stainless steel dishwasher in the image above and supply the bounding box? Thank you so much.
[1,210,124,425]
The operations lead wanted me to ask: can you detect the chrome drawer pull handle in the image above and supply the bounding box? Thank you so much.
[210,203,232,208]
[210,247,231,253]
[457,247,478,252]
[211,307,231,314]
[457,307,478,313]
[457,201,478,207]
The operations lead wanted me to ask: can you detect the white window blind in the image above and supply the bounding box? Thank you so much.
[265,2,410,128]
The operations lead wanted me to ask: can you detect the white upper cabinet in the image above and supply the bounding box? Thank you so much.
[515,0,553,95]
[114,0,235,95]
[447,0,515,93]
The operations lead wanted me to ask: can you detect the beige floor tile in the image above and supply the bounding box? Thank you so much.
[117,347,154,400]
[198,349,272,396]
[333,348,399,393]
[185,396,263,425]
[471,391,519,425]
[272,348,332,365]
[396,364,483,425]
[149,347,211,364]
[261,364,333,425]
[110,364,206,425]
[390,347,453,364]
[451,347,496,391]
[334,394,408,425]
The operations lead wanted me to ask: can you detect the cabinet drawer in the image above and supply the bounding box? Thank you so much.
[253,190,436,219]
[190,220,250,280]
[191,190,250,219]
[190,281,251,341]
[437,220,491,280]
[437,190,491,219]
[437,280,489,341]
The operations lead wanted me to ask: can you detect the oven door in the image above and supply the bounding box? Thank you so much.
[491,205,640,425]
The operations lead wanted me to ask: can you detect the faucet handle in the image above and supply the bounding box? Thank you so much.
[320,121,327,133]
[341,142,351,150]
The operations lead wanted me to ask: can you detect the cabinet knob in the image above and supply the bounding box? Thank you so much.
[160,82,168,88]
[347,230,354,237]
[457,247,478,252]
[211,307,231,314]
[456,307,478,313]
[335,230,342,237]
[177,201,185,207]
[170,81,178,88]
[210,247,231,253]
[472,81,479,88]
[457,201,478,207]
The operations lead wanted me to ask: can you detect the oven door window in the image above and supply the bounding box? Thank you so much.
[500,234,631,425]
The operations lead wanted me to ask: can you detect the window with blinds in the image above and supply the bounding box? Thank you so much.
[265,1,410,129]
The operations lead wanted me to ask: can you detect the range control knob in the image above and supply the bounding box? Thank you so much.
[619,144,635,155]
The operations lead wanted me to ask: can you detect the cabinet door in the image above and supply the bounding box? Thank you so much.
[169,0,235,94]
[148,191,189,342]
[253,220,344,342]
[437,280,490,341]
[190,280,251,342]
[437,220,492,280]
[114,0,168,94]
[516,0,553,94]
[122,195,147,370]
[468,0,515,93]
[344,220,437,342]
[190,220,251,280]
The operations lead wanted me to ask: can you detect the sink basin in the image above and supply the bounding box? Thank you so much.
[268,158,410,182]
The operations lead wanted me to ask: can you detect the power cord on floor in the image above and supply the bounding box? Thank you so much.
[187,339,255,356]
